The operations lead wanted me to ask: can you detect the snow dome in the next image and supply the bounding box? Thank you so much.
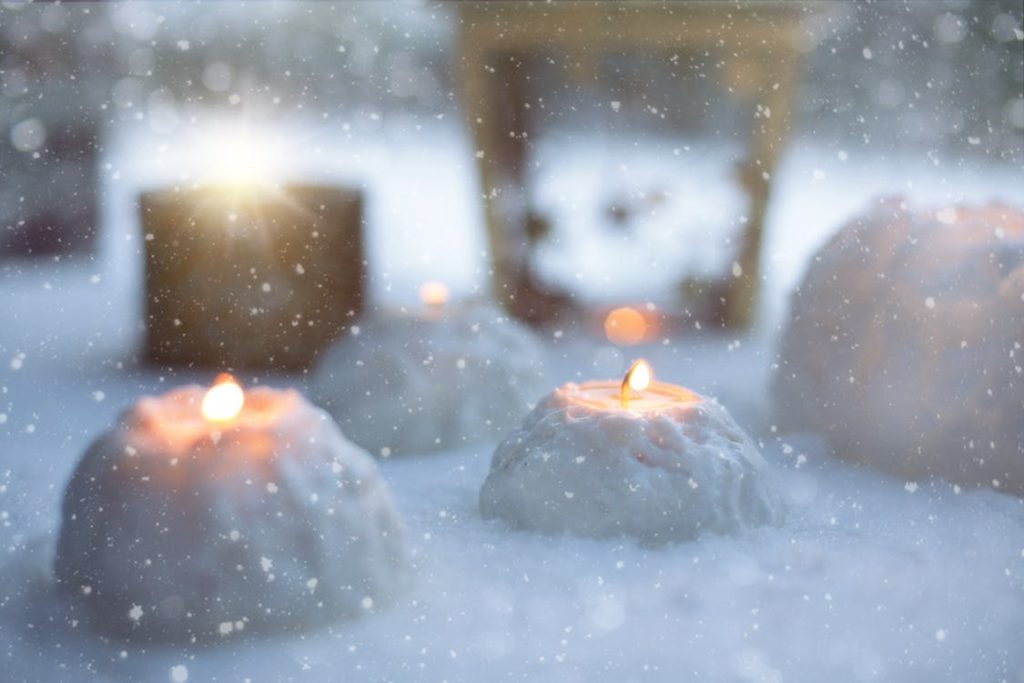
[480,381,784,543]
[55,384,410,642]
[775,200,1024,493]
[314,301,547,456]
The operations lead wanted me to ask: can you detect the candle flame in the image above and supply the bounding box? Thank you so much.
[202,373,244,423]
[604,307,648,346]
[419,281,450,307]
[620,359,652,408]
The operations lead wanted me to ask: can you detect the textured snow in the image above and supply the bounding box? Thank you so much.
[55,386,409,642]
[314,304,547,455]
[481,385,783,542]
[775,200,1024,493]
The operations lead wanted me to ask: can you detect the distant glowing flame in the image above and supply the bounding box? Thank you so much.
[202,373,244,423]
[419,281,450,308]
[620,359,652,408]
[604,307,648,346]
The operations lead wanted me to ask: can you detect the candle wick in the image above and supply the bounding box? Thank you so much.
[620,376,631,409]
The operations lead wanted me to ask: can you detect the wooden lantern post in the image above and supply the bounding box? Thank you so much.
[457,1,807,328]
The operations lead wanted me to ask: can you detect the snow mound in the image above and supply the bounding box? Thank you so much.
[480,384,784,543]
[314,304,547,455]
[55,386,409,642]
[775,199,1024,493]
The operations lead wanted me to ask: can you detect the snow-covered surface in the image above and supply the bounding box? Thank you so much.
[55,386,409,642]
[481,383,784,543]
[313,304,547,455]
[530,135,747,305]
[2,263,1023,681]
[1,126,1023,681]
[776,200,1024,494]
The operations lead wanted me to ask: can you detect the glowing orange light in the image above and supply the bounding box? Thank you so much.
[604,307,648,346]
[620,359,652,408]
[419,281,450,308]
[201,373,244,423]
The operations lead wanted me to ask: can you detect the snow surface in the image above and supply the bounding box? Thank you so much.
[2,263,1022,681]
[1,124,1023,681]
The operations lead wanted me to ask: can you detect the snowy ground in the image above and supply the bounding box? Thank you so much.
[1,121,1023,682]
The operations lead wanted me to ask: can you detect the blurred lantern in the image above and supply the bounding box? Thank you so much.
[141,181,364,370]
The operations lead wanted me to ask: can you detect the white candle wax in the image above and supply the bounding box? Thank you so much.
[570,380,699,412]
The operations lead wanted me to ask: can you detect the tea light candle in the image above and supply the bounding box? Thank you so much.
[314,283,546,455]
[55,375,409,642]
[480,360,784,543]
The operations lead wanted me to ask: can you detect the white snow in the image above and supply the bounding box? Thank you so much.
[313,303,547,455]
[775,200,1024,493]
[529,134,747,306]
[0,123,1021,680]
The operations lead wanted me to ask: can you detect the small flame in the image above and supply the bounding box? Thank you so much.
[620,359,652,408]
[604,307,648,346]
[202,373,245,423]
[419,281,450,307]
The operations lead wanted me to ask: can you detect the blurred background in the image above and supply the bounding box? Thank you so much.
[1,0,1021,340]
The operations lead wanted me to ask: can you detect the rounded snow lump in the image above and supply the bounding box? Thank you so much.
[480,383,784,543]
[55,386,409,642]
[314,304,546,455]
[775,199,1024,493]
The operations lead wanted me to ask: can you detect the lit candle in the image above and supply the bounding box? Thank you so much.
[55,376,409,642]
[418,280,450,318]
[603,306,658,346]
[480,360,784,543]
[314,282,546,456]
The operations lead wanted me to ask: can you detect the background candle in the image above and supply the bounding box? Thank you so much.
[55,377,409,642]
[480,361,784,543]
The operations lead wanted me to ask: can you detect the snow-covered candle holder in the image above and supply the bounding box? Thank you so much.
[314,284,547,456]
[55,376,409,642]
[775,200,1024,493]
[480,361,784,543]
